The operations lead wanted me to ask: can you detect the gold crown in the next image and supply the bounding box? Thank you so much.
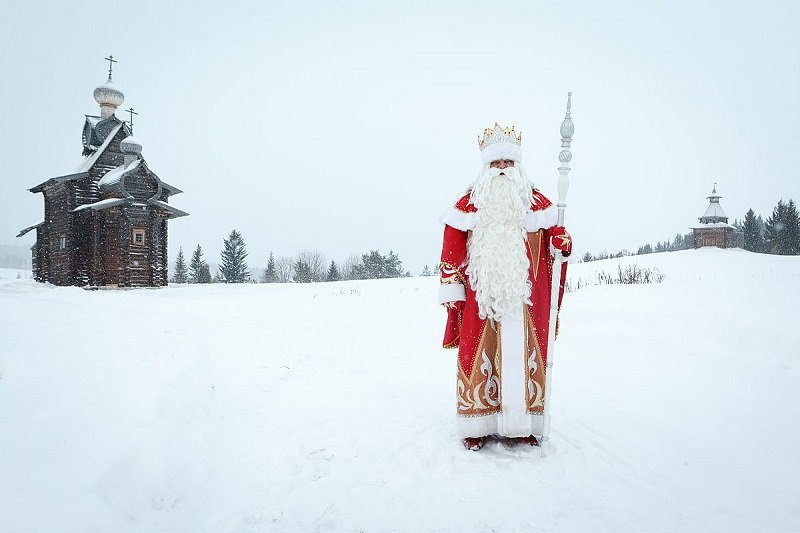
[478,123,522,150]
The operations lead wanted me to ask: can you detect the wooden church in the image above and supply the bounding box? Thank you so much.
[17,58,187,287]
[692,185,734,248]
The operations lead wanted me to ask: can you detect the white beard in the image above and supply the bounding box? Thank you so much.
[465,165,534,321]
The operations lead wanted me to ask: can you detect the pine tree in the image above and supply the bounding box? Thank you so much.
[742,208,763,252]
[171,247,188,284]
[421,264,432,275]
[784,199,800,255]
[765,200,788,254]
[189,245,210,283]
[218,229,250,283]
[327,260,340,282]
[671,233,684,251]
[198,263,212,283]
[294,259,312,282]
[384,250,404,278]
[263,252,277,283]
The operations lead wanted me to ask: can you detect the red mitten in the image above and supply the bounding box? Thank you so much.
[550,226,572,257]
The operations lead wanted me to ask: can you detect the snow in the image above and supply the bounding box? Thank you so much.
[692,221,734,229]
[0,267,31,282]
[72,197,128,212]
[75,123,123,173]
[97,159,140,191]
[0,248,798,532]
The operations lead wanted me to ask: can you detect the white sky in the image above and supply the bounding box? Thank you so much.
[2,1,799,273]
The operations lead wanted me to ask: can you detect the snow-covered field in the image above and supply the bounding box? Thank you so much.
[0,267,31,282]
[1,248,798,532]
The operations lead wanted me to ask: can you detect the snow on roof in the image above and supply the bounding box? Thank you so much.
[703,201,727,219]
[29,172,89,193]
[76,123,123,173]
[148,199,189,218]
[97,159,140,192]
[16,222,43,237]
[160,181,183,195]
[692,222,735,229]
[72,197,129,212]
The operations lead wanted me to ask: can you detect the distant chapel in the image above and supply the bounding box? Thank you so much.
[17,60,187,287]
[691,185,735,248]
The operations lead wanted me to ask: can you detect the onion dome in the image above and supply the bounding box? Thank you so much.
[120,135,142,155]
[93,75,125,117]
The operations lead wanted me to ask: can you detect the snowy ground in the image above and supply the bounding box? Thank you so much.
[0,267,31,282]
[1,248,798,532]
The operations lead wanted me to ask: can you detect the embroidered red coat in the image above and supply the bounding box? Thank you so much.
[438,188,569,438]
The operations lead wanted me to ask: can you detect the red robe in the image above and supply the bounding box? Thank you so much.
[439,189,569,438]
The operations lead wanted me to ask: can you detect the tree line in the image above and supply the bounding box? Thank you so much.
[580,198,800,262]
[170,229,413,284]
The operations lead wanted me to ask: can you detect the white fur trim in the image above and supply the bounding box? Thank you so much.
[455,315,545,438]
[438,283,466,304]
[525,204,558,232]
[440,206,476,231]
[480,143,522,165]
[456,412,543,438]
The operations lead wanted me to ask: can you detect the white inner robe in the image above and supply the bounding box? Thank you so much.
[456,315,544,438]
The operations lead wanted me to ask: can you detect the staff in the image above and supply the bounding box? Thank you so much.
[541,93,574,457]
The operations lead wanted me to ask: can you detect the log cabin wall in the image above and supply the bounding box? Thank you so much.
[125,206,151,287]
[100,207,125,286]
[126,171,159,202]
[43,184,75,285]
[147,214,168,286]
[33,227,46,282]
[693,228,732,249]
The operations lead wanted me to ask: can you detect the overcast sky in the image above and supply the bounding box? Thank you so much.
[2,1,798,273]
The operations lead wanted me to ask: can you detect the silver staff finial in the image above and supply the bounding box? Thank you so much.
[559,93,574,164]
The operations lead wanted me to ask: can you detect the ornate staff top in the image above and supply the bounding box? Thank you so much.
[556,92,573,212]
[559,92,574,165]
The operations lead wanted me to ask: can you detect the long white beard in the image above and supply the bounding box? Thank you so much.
[466,165,534,321]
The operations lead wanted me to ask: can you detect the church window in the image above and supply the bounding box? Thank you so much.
[132,228,146,245]
[59,236,66,249]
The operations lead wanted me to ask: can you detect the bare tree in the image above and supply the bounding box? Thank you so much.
[275,256,294,283]
[296,248,326,282]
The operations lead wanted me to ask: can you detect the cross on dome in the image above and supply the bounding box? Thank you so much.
[125,107,138,133]
[104,55,117,82]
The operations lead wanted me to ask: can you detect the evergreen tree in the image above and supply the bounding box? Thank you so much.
[671,233,684,251]
[172,247,188,284]
[326,260,340,282]
[765,200,788,254]
[198,263,212,283]
[757,215,765,241]
[189,244,210,283]
[218,229,250,282]
[384,250,405,278]
[742,208,763,252]
[421,264,433,275]
[784,199,800,255]
[293,259,312,282]
[350,250,407,279]
[263,252,277,283]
